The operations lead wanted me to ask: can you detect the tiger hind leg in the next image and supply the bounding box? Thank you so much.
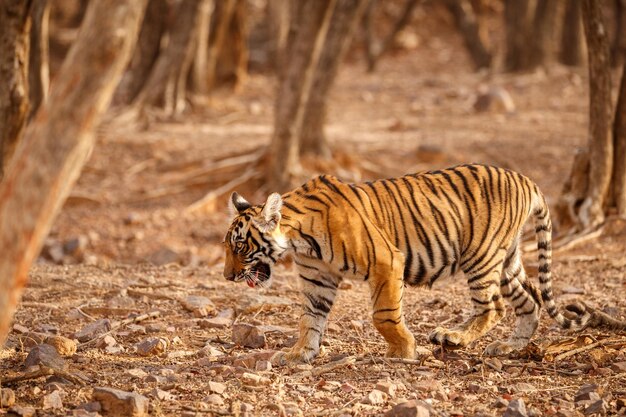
[369,258,416,359]
[429,253,506,348]
[484,244,540,356]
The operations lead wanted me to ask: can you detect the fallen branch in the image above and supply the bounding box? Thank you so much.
[79,310,161,348]
[553,337,626,362]
[2,366,88,386]
[186,168,259,214]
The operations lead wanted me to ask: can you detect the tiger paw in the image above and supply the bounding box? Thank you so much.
[385,341,417,360]
[428,327,468,348]
[280,345,318,364]
[483,341,514,356]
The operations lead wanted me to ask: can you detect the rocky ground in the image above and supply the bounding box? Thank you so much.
[1,13,626,417]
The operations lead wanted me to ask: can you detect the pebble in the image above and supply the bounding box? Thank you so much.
[231,323,266,348]
[75,402,102,413]
[126,368,148,379]
[74,319,111,342]
[575,384,599,403]
[208,381,226,394]
[503,399,528,417]
[282,402,303,416]
[151,388,176,401]
[583,399,606,415]
[1,388,16,407]
[205,394,224,406]
[24,344,67,371]
[92,387,149,417]
[182,295,215,317]
[42,391,63,410]
[255,360,272,372]
[6,405,36,417]
[611,361,626,373]
[241,372,271,386]
[147,246,181,266]
[136,337,169,356]
[198,317,231,328]
[363,389,387,405]
[376,381,398,398]
[384,400,431,417]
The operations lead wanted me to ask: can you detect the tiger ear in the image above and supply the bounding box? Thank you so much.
[255,193,282,233]
[229,192,251,217]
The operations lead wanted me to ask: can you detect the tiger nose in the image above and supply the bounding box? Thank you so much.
[224,271,235,281]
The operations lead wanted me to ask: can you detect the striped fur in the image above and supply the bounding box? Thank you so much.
[223,164,625,361]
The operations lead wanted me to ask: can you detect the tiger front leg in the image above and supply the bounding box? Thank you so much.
[284,273,338,363]
[369,265,416,360]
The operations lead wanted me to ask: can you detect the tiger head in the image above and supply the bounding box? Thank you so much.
[223,192,287,288]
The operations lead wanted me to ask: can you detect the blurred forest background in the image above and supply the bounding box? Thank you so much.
[1,1,626,416]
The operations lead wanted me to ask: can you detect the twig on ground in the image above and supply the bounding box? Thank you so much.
[554,337,626,362]
[79,310,161,348]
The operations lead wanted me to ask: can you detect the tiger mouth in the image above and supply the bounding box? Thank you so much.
[238,262,271,288]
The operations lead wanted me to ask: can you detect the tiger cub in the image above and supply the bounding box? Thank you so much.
[223,164,625,362]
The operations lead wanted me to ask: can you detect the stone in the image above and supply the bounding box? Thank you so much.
[74,319,111,342]
[45,335,77,356]
[208,381,226,395]
[93,387,148,417]
[76,402,102,412]
[198,317,231,329]
[494,398,509,409]
[41,239,64,264]
[241,372,271,386]
[575,384,599,403]
[151,388,176,401]
[42,391,64,410]
[611,361,626,373]
[147,247,181,266]
[503,399,528,417]
[12,324,29,334]
[385,400,431,417]
[363,389,387,405]
[24,344,67,371]
[136,337,169,356]
[125,368,148,379]
[255,360,272,372]
[1,388,16,407]
[63,236,88,258]
[473,86,516,114]
[232,323,266,348]
[341,382,356,393]
[240,294,294,313]
[97,335,117,349]
[182,295,215,317]
[583,400,606,415]
[205,394,224,406]
[282,402,303,416]
[71,410,101,417]
[6,405,36,417]
[376,381,398,398]
[512,383,536,393]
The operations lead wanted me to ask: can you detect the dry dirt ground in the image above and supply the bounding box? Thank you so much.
[2,18,626,417]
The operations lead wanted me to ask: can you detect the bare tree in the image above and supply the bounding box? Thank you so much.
[191,0,215,95]
[557,0,614,231]
[114,0,167,105]
[300,0,367,158]
[528,0,563,68]
[362,0,420,72]
[28,0,50,120]
[560,0,586,66]
[504,0,533,71]
[445,0,492,70]
[0,0,146,345]
[132,0,206,116]
[0,1,33,180]
[268,0,336,192]
[610,63,626,215]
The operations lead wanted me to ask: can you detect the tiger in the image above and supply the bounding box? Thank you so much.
[223,164,626,362]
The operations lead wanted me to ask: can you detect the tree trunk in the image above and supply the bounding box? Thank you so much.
[204,0,236,91]
[528,0,563,68]
[612,64,626,216]
[268,0,336,192]
[28,0,50,120]
[560,0,586,66]
[114,0,167,105]
[0,1,32,181]
[300,0,366,158]
[190,0,215,95]
[0,0,146,346]
[363,0,420,72]
[133,0,203,115]
[504,0,533,71]
[579,0,613,228]
[266,0,290,73]
[445,0,492,70]
[612,0,626,67]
